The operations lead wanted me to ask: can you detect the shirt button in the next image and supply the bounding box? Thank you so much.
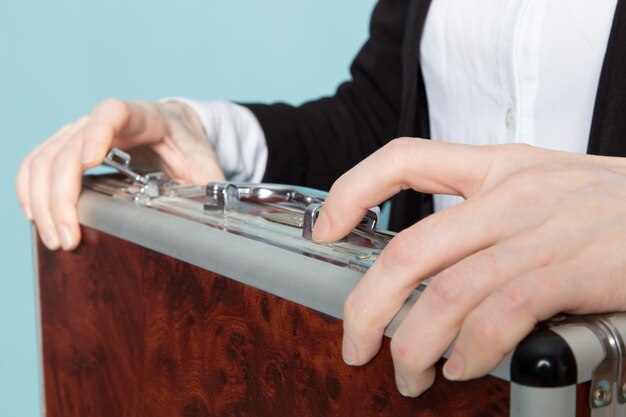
[505,108,515,130]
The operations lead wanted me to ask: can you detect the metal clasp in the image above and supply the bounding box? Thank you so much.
[205,183,240,213]
[204,182,381,241]
[301,203,379,240]
[103,148,163,201]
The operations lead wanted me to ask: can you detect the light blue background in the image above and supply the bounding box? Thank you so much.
[0,1,377,415]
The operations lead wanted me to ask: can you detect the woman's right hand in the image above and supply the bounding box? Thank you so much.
[16,98,225,251]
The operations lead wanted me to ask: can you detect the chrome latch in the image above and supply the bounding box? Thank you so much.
[301,202,378,240]
[204,182,382,243]
[103,148,164,202]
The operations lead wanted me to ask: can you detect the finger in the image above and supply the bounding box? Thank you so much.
[81,99,164,166]
[444,259,593,381]
[394,365,436,398]
[28,120,87,249]
[388,226,563,396]
[314,138,495,242]
[30,152,62,250]
[49,137,85,250]
[16,123,75,220]
[341,177,551,368]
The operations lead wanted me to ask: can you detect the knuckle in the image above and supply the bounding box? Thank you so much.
[494,284,533,314]
[53,146,78,167]
[97,97,128,114]
[384,137,415,164]
[390,335,431,376]
[492,143,535,160]
[331,172,350,193]
[380,231,421,272]
[49,199,69,220]
[343,290,388,338]
[343,292,370,327]
[428,268,466,306]
[512,167,544,188]
[83,123,113,145]
[49,193,76,224]
[29,153,50,172]
[460,249,504,284]
[499,168,550,206]
[390,337,411,364]
[463,312,501,346]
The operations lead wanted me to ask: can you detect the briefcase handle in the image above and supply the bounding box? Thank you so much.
[102,147,382,243]
[205,182,380,241]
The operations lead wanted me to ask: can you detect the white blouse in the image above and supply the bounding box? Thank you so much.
[420,0,617,210]
[178,0,618,213]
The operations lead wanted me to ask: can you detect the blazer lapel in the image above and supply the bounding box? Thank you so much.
[398,0,432,138]
[588,0,626,157]
[390,0,433,231]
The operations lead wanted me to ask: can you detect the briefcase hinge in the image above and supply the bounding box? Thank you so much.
[586,315,626,413]
[553,315,626,415]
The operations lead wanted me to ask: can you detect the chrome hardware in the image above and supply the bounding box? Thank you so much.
[588,316,626,407]
[205,183,240,213]
[302,203,380,241]
[102,148,164,201]
[302,203,322,240]
[348,250,381,271]
[261,212,305,228]
[205,182,325,211]
[593,382,611,408]
[550,314,626,411]
[205,182,382,243]
[103,148,149,185]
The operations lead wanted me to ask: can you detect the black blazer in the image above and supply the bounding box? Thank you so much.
[245,0,626,232]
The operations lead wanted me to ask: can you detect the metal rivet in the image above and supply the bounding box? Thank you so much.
[593,388,609,407]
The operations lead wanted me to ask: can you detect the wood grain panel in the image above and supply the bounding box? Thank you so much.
[36,225,587,416]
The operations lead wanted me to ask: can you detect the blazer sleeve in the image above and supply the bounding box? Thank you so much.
[243,0,410,191]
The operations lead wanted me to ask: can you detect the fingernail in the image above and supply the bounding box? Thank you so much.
[395,373,413,397]
[58,225,74,250]
[342,335,358,365]
[41,229,60,250]
[82,144,98,164]
[443,352,465,381]
[312,210,329,242]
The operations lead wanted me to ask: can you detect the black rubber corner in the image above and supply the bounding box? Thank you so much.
[510,328,577,387]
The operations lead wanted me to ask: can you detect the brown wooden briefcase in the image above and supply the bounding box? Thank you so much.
[34,149,626,417]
